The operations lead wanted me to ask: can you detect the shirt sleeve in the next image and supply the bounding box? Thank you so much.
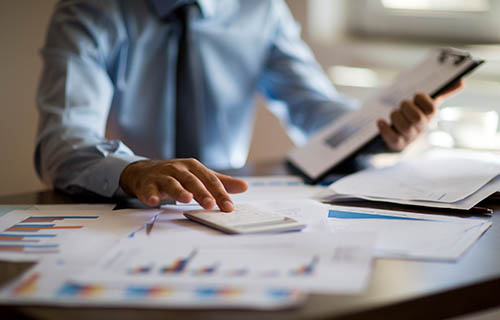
[35,1,146,198]
[258,0,359,138]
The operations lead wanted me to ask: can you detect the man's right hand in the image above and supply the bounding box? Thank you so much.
[119,159,248,212]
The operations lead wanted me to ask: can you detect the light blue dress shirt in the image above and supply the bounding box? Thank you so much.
[35,0,357,198]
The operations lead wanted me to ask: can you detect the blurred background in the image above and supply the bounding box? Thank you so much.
[0,0,499,197]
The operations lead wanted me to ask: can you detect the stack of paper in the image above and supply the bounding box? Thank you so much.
[318,149,500,210]
[0,259,307,310]
[0,202,374,310]
[326,205,491,261]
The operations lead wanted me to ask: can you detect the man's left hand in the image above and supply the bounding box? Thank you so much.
[377,79,465,151]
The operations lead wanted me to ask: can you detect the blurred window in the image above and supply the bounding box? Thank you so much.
[381,0,489,12]
[346,0,500,43]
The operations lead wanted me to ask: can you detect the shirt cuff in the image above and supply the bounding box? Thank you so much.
[86,153,148,198]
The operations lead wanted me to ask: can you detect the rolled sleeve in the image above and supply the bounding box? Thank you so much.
[81,153,147,198]
[35,0,143,199]
[258,0,358,138]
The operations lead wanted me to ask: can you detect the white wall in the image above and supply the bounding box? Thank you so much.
[0,0,57,196]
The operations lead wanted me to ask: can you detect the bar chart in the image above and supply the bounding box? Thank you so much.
[56,283,104,298]
[291,256,319,276]
[0,214,100,257]
[124,286,173,298]
[74,234,374,294]
[12,273,40,297]
[6,224,84,232]
[159,249,197,274]
[21,216,99,222]
[0,244,59,254]
[193,263,219,275]
[5,216,99,232]
[0,233,56,243]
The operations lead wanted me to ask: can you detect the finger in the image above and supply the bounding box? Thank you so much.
[156,176,193,203]
[377,119,406,151]
[436,79,465,101]
[174,170,215,210]
[391,110,418,142]
[214,172,248,194]
[140,183,161,207]
[190,166,234,212]
[413,93,435,116]
[400,99,428,132]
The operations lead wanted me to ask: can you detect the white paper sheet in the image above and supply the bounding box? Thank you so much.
[288,49,483,181]
[249,200,331,233]
[0,208,161,262]
[72,232,374,294]
[342,174,500,210]
[326,205,491,261]
[329,149,500,203]
[0,260,305,310]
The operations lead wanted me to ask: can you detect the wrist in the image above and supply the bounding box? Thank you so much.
[119,160,149,197]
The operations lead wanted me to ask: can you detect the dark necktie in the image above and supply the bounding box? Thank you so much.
[175,4,204,159]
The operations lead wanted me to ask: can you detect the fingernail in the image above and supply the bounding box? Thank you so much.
[179,191,192,203]
[148,196,159,206]
[223,200,234,212]
[202,197,214,209]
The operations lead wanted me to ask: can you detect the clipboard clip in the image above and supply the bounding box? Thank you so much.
[439,48,471,65]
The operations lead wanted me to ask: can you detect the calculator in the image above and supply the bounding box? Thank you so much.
[183,204,306,234]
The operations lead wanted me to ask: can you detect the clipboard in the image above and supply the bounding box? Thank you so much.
[287,48,484,184]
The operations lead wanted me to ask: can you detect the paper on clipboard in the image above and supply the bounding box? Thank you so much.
[288,48,484,183]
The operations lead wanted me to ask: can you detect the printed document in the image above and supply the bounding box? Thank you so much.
[72,232,375,294]
[322,149,500,209]
[327,205,491,261]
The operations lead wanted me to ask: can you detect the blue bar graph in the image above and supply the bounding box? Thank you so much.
[328,210,431,221]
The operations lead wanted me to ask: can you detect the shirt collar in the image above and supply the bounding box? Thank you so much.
[150,0,215,19]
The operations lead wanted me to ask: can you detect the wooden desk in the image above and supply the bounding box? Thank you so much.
[1,161,499,320]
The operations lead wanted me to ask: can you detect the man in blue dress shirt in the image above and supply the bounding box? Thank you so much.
[35,0,462,212]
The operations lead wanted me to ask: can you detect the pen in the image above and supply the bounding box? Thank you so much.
[146,214,159,235]
[128,213,160,238]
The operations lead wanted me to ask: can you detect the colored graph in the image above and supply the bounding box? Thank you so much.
[125,285,172,298]
[0,233,56,243]
[4,215,99,232]
[0,215,101,255]
[195,287,241,298]
[22,216,99,222]
[0,244,59,253]
[128,265,153,275]
[56,283,104,298]
[6,224,83,232]
[159,249,197,274]
[193,263,219,275]
[328,210,430,221]
[12,273,40,297]
[291,256,318,276]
